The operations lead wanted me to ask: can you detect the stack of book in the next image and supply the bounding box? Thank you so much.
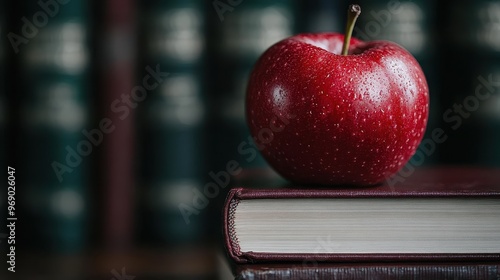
[222,167,500,279]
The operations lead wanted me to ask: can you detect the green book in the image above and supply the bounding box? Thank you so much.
[16,0,90,252]
[439,0,500,166]
[137,0,207,246]
[206,0,296,172]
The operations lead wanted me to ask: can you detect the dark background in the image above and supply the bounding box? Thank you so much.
[1,0,500,279]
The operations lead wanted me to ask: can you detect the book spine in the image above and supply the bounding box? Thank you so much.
[357,0,439,165]
[96,0,136,251]
[237,264,500,280]
[137,0,207,246]
[16,0,90,252]
[223,189,243,262]
[440,0,500,166]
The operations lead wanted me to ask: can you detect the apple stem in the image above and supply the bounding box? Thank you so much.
[341,4,361,56]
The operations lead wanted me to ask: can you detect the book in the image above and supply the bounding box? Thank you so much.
[223,167,500,263]
[206,0,296,173]
[137,0,208,246]
[235,263,500,280]
[15,0,90,252]
[439,0,500,166]
[94,0,136,250]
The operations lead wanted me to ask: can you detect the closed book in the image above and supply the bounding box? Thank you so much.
[206,0,295,172]
[137,0,207,246]
[96,0,136,250]
[16,0,90,252]
[440,0,500,166]
[223,167,500,263]
[235,263,500,280]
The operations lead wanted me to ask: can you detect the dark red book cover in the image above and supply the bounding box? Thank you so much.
[236,262,500,280]
[224,167,500,264]
[97,0,136,250]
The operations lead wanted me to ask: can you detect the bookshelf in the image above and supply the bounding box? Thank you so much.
[3,1,500,279]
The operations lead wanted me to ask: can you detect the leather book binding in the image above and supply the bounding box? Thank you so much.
[223,167,500,263]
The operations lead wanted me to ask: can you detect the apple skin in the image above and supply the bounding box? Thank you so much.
[246,33,429,185]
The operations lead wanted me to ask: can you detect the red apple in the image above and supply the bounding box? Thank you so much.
[246,6,428,185]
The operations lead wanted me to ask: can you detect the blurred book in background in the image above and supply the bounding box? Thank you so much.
[440,0,500,166]
[357,0,440,165]
[2,1,500,279]
[15,0,90,253]
[95,0,136,252]
[206,0,295,172]
[137,0,208,248]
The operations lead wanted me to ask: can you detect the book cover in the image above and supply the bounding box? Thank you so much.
[223,167,500,263]
[236,262,500,280]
